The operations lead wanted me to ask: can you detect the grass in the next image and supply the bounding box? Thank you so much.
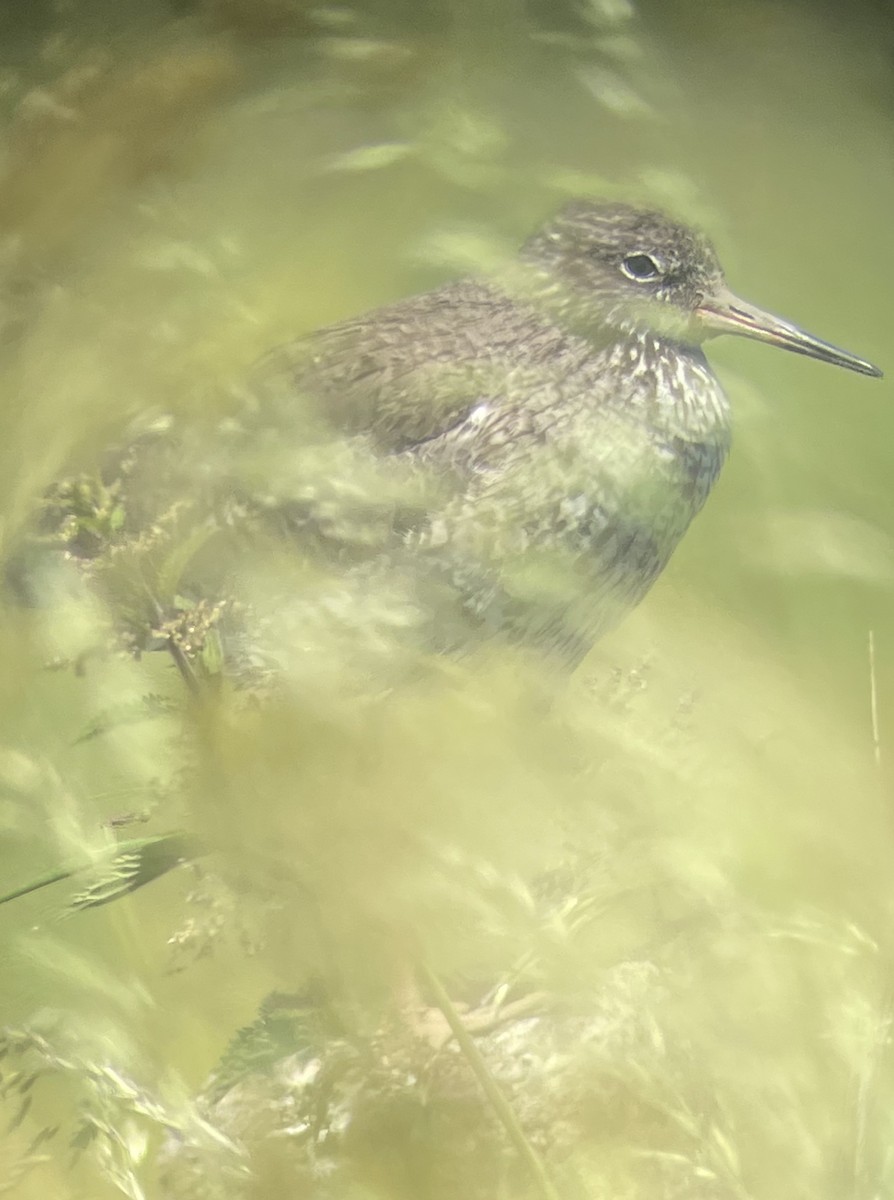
[1,2,893,1198]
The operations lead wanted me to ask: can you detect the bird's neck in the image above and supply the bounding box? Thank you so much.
[485,271,730,442]
[602,329,732,445]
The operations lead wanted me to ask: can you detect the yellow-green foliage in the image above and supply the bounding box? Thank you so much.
[0,2,892,1199]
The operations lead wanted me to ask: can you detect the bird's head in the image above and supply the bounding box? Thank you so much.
[517,199,882,378]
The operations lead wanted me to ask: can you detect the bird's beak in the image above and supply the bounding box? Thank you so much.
[696,286,883,378]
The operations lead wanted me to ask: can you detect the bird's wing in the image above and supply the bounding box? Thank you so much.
[247,279,529,455]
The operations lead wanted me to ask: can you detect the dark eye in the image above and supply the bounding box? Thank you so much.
[620,253,662,282]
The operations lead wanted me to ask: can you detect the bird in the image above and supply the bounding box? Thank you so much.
[0,198,882,912]
[244,197,882,668]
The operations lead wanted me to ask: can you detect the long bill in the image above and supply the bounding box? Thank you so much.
[696,287,883,378]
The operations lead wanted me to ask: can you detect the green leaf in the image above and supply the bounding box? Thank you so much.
[322,142,414,173]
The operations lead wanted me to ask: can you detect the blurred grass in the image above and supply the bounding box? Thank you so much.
[0,1,892,1198]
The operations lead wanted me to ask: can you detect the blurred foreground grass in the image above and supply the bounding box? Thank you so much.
[0,2,893,1199]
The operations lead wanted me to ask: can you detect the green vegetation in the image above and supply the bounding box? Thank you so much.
[0,2,892,1199]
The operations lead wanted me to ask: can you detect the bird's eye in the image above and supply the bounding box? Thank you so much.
[620,253,662,282]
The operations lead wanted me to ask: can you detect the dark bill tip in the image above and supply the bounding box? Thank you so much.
[697,289,883,379]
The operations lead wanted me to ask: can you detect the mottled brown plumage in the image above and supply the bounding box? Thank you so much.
[250,200,881,666]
